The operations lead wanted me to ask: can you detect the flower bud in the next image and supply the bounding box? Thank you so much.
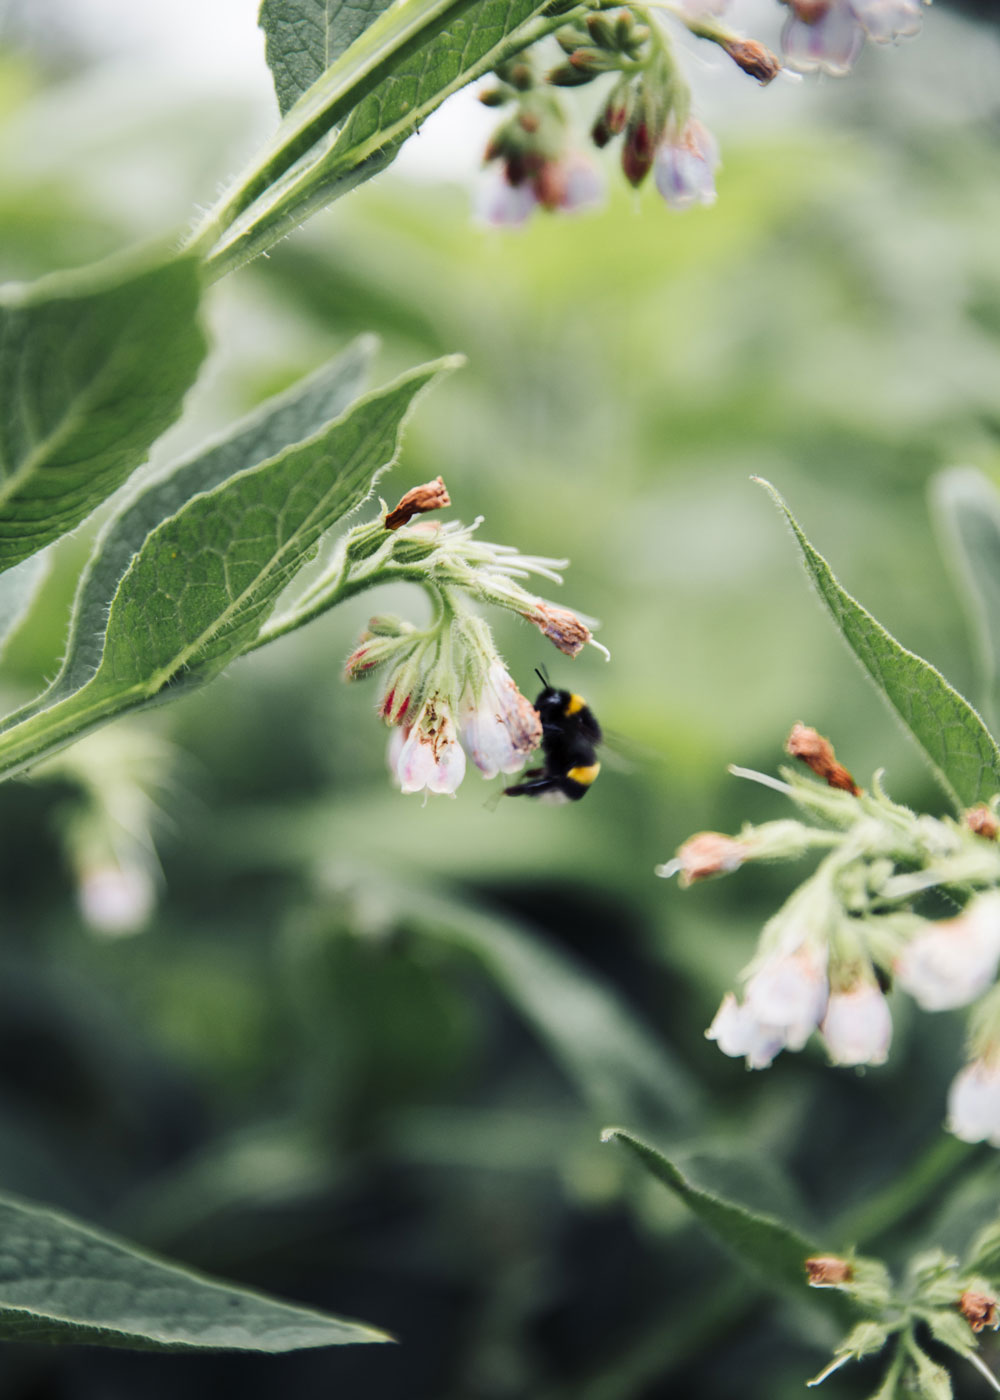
[622,118,656,188]
[806,1256,854,1287]
[721,37,781,84]
[78,862,155,936]
[529,602,592,657]
[658,831,748,886]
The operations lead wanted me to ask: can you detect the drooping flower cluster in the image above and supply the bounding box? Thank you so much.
[476,1,928,225]
[341,478,608,797]
[801,1246,1000,1394]
[658,725,1000,1145]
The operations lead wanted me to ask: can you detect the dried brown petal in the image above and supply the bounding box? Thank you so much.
[385,476,451,531]
[674,832,747,887]
[960,1290,998,1333]
[531,603,591,657]
[786,723,860,796]
[966,805,1000,840]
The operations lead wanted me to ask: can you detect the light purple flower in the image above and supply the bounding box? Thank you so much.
[947,1058,1000,1146]
[895,894,1000,1011]
[459,660,542,779]
[849,0,924,43]
[653,120,719,211]
[781,4,865,76]
[559,154,605,215]
[388,695,467,796]
[476,170,538,228]
[820,982,892,1066]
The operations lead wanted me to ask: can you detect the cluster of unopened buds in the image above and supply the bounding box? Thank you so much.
[802,1248,1000,1393]
[658,724,1000,1147]
[478,1,929,225]
[341,477,607,796]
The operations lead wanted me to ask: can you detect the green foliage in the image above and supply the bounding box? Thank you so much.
[603,1127,820,1299]
[757,478,1000,811]
[0,254,206,572]
[200,0,555,276]
[2,338,378,731]
[259,0,399,115]
[931,466,1000,730]
[0,1191,388,1350]
[0,358,455,779]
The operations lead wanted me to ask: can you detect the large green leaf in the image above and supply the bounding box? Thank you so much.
[198,0,553,276]
[931,467,1000,730]
[0,356,457,780]
[1,337,376,733]
[757,479,1000,811]
[259,0,398,115]
[0,1190,387,1350]
[604,1128,819,1299]
[0,254,206,572]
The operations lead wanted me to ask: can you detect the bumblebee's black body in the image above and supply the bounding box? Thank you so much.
[504,682,602,803]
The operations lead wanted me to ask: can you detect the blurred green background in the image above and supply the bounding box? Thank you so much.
[2,1,1000,1395]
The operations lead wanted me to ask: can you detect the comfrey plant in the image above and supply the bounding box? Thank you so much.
[476,0,930,223]
[657,477,1000,1147]
[338,477,606,794]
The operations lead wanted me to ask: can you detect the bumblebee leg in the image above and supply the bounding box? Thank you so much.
[503,774,562,798]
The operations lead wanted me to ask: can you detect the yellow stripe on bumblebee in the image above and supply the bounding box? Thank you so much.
[566,762,601,786]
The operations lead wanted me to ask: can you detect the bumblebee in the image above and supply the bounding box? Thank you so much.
[504,671,602,803]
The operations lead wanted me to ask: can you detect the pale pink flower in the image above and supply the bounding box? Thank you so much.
[820,982,892,1066]
[706,992,787,1069]
[388,695,467,796]
[744,945,829,1051]
[849,0,924,43]
[653,120,719,211]
[895,894,1000,1011]
[477,154,603,228]
[459,661,541,779]
[476,171,538,228]
[947,1058,1000,1146]
[707,945,829,1069]
[78,863,155,936]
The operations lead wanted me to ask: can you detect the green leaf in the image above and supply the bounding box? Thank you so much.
[907,1339,954,1400]
[603,1127,818,1298]
[0,551,49,660]
[756,478,1000,811]
[931,468,1000,730]
[259,0,398,116]
[0,1189,388,1350]
[964,1217,1000,1278]
[0,355,458,780]
[920,1309,976,1360]
[198,0,553,277]
[1,337,376,732]
[0,253,206,573]
[406,891,699,1127]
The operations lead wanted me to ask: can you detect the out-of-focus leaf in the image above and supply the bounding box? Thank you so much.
[1,337,376,731]
[0,1191,388,1350]
[907,1340,953,1400]
[757,478,1000,811]
[0,357,457,779]
[358,878,699,1127]
[604,1128,818,1298]
[259,0,398,116]
[0,551,49,660]
[931,467,1000,729]
[201,0,552,275]
[0,255,206,572]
